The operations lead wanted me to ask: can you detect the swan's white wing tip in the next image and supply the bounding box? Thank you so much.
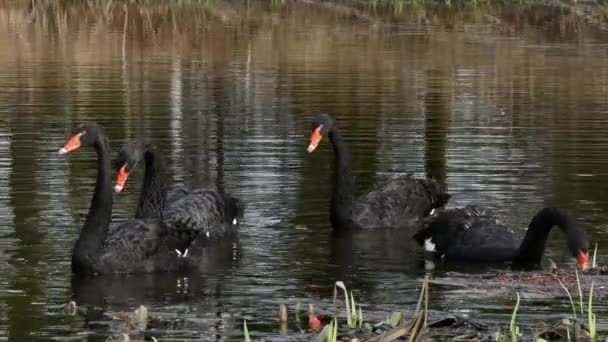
[424,238,436,252]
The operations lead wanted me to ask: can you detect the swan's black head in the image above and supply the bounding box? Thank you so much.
[307,113,336,153]
[58,122,103,155]
[549,207,590,271]
[113,141,146,193]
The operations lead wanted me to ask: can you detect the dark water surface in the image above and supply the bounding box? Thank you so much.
[1,1,608,340]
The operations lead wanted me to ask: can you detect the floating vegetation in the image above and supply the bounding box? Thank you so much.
[236,270,605,341]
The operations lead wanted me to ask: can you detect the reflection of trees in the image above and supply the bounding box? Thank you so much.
[2,0,608,338]
[424,69,451,188]
[6,112,45,341]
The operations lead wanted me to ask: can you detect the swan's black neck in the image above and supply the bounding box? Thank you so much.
[512,207,585,270]
[73,133,112,271]
[328,128,355,230]
[135,145,168,219]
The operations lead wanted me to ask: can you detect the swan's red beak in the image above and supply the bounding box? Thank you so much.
[58,133,82,155]
[307,126,323,153]
[114,165,129,193]
[577,250,589,271]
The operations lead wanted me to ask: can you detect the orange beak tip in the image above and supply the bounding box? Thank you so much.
[114,165,129,193]
[577,252,590,271]
[307,127,323,153]
[60,133,82,155]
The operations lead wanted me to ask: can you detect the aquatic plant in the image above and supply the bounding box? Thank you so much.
[557,278,577,319]
[592,243,599,269]
[317,318,338,342]
[576,270,584,317]
[588,282,596,340]
[333,281,362,329]
[509,292,521,342]
[243,320,251,342]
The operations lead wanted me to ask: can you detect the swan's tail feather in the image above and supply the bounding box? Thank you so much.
[223,194,245,224]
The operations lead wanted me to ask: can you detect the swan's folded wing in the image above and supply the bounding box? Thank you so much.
[163,189,242,240]
[416,206,519,262]
[166,185,191,203]
[98,219,169,272]
[352,174,446,229]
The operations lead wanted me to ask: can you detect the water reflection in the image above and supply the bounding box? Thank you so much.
[0,0,608,340]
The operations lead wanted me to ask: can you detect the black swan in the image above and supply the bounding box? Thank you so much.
[113,141,244,248]
[306,113,450,231]
[58,123,197,275]
[414,205,590,270]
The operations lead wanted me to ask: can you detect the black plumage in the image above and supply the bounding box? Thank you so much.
[114,141,244,247]
[59,123,195,275]
[307,113,450,231]
[414,205,590,270]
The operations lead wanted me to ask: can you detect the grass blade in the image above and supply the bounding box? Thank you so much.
[557,278,577,319]
[592,243,598,268]
[350,291,356,326]
[509,292,520,342]
[335,281,352,328]
[588,281,596,340]
[243,320,251,342]
[575,270,583,317]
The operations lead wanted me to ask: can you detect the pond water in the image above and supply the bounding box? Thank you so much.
[1,1,608,340]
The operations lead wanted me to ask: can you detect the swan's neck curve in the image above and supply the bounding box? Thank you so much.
[328,128,355,230]
[135,145,168,219]
[512,207,584,269]
[73,134,113,269]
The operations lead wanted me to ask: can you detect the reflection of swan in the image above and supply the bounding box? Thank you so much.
[70,237,240,340]
[415,206,590,270]
[59,123,196,275]
[114,141,244,253]
[307,114,450,231]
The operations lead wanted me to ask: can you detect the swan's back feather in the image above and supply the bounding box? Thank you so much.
[79,219,194,274]
[163,189,244,240]
[414,205,519,262]
[166,186,191,203]
[351,174,449,229]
